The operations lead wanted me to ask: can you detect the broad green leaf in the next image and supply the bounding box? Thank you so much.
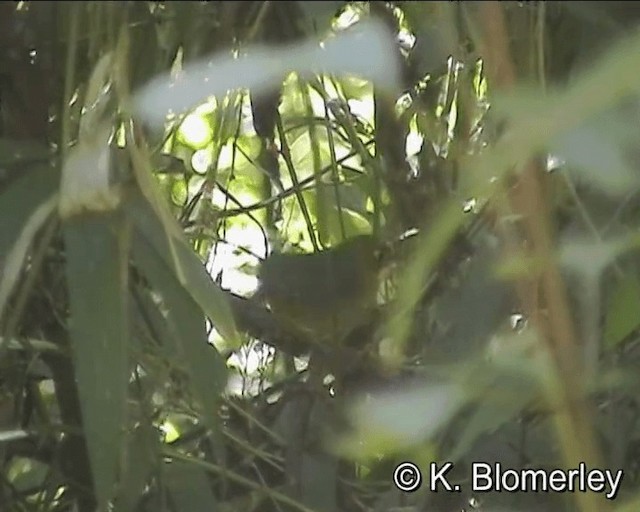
[0,165,59,327]
[0,193,57,322]
[115,423,159,512]
[604,274,640,349]
[126,188,239,344]
[164,460,217,512]
[64,213,130,510]
[131,225,226,435]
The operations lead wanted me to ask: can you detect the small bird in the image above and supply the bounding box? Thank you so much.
[256,235,380,349]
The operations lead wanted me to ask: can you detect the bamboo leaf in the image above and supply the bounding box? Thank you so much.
[0,194,57,321]
[126,188,239,344]
[115,423,159,512]
[131,229,226,437]
[165,460,218,512]
[0,165,59,325]
[64,212,130,509]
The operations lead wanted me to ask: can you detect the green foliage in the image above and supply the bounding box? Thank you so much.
[64,214,130,509]
[3,2,640,512]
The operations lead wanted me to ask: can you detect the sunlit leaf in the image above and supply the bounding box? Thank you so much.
[177,113,213,149]
[64,213,130,510]
[170,178,188,207]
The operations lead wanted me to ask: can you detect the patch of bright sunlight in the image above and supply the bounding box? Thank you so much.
[206,225,266,348]
[406,121,424,157]
[177,113,213,149]
[191,148,212,174]
[159,421,179,443]
[308,86,330,117]
[333,4,361,31]
[192,140,241,177]
[217,142,236,170]
[227,342,275,375]
[397,28,416,54]
[241,95,256,135]
[207,226,265,297]
[348,95,374,124]
[115,122,126,147]
[205,225,276,390]
[226,342,276,398]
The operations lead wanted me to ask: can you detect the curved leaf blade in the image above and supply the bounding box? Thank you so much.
[126,189,239,345]
[131,223,227,435]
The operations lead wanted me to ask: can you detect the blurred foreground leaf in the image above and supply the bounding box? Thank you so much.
[133,19,401,126]
[552,105,640,197]
[342,379,466,458]
[604,274,640,349]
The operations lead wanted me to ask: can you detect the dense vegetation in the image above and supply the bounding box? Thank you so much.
[2,2,640,511]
